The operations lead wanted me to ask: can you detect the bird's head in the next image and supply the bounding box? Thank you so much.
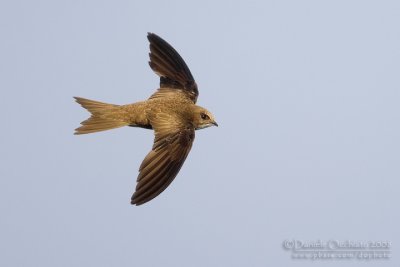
[192,106,218,130]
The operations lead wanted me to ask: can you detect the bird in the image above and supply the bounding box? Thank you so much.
[74,33,218,206]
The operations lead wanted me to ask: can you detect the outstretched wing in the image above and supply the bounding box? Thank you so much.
[147,32,198,103]
[131,112,195,205]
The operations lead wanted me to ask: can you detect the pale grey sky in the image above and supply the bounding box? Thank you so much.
[0,1,399,266]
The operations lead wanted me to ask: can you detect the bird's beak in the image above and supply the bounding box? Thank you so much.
[212,121,218,127]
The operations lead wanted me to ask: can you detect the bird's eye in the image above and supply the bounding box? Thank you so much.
[200,113,210,120]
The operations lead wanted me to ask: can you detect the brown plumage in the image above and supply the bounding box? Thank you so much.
[74,33,217,205]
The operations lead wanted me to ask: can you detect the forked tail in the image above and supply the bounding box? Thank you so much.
[74,97,130,135]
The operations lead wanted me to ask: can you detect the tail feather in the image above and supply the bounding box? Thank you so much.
[74,97,129,135]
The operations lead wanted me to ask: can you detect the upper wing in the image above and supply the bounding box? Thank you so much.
[131,112,195,205]
[147,32,198,103]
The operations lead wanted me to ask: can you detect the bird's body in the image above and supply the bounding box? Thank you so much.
[124,91,199,130]
[74,33,217,205]
[75,93,211,132]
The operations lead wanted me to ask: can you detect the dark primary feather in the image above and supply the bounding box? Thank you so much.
[147,32,198,103]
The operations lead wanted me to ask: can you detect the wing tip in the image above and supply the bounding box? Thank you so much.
[130,199,140,206]
[130,195,147,206]
[147,32,160,43]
